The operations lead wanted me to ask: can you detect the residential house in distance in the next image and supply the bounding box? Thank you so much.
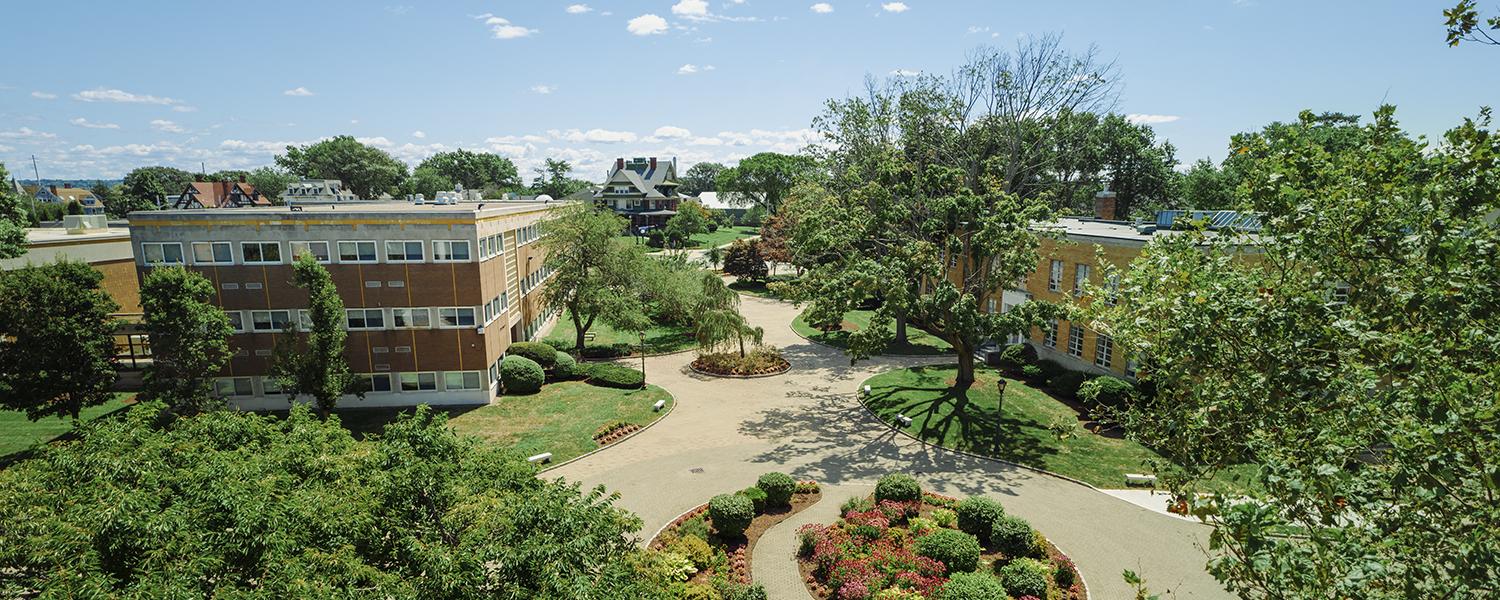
[593,156,684,231]
[694,191,761,222]
[127,199,563,409]
[283,179,360,203]
[33,183,105,215]
[171,176,269,209]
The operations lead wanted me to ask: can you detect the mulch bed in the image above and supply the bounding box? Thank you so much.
[689,356,792,377]
[651,484,824,586]
[592,423,641,446]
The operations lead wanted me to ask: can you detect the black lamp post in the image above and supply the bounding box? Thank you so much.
[639,331,647,389]
[995,377,1008,450]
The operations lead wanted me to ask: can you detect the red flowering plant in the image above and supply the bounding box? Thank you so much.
[842,509,891,541]
[876,499,921,524]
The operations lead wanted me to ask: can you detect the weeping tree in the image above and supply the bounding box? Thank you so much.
[692,273,763,357]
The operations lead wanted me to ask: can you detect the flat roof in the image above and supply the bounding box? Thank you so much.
[1042,217,1259,246]
[127,200,567,222]
[25,226,131,246]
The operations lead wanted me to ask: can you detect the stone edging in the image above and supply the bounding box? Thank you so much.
[687,359,792,379]
[648,501,710,547]
[537,387,677,474]
[786,320,957,359]
[576,345,699,363]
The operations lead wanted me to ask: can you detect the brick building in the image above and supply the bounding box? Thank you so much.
[127,200,562,409]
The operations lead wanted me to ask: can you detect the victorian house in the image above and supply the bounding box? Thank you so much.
[592,157,684,231]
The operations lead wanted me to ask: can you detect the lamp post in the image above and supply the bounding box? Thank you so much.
[995,378,1008,451]
[639,331,647,389]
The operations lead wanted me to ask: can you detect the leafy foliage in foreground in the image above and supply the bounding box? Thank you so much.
[0,403,660,598]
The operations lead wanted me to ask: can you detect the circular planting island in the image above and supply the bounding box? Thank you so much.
[649,474,822,597]
[689,347,792,378]
[796,474,1085,600]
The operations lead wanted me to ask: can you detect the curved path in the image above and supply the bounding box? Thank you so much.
[548,295,1231,599]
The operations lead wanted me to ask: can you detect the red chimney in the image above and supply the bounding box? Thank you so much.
[239,174,247,183]
[1094,189,1118,221]
[49,185,58,195]
[649,157,657,171]
[615,158,625,171]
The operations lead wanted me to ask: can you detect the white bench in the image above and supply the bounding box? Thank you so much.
[1124,473,1158,487]
[528,452,553,465]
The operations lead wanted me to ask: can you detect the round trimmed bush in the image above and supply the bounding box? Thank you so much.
[989,514,1038,559]
[996,557,1051,598]
[500,355,544,394]
[955,496,1006,540]
[507,341,558,370]
[1048,371,1088,399]
[740,486,768,513]
[1078,375,1135,411]
[874,473,921,503]
[550,352,579,381]
[756,472,796,509]
[708,493,754,538]
[939,572,1008,600]
[915,528,982,573]
[998,343,1037,370]
[585,363,644,389]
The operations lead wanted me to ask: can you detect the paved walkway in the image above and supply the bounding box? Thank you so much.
[547,294,1231,599]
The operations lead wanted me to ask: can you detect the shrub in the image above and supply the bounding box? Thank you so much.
[915,528,982,573]
[706,221,720,232]
[550,352,580,381]
[667,534,715,571]
[740,486,768,513]
[677,515,711,542]
[507,341,558,369]
[998,343,1037,370]
[874,588,926,600]
[646,231,665,248]
[989,514,1038,559]
[1052,556,1077,589]
[543,338,573,353]
[996,557,1051,598]
[708,493,754,538]
[874,473,922,503]
[1036,359,1067,380]
[592,419,632,440]
[585,363,644,389]
[840,496,874,517]
[1078,375,1135,411]
[1048,370,1088,399]
[1020,364,1044,380]
[682,582,721,600]
[907,517,937,537]
[955,497,1005,540]
[939,572,1008,600]
[797,525,820,557]
[500,355,544,394]
[722,240,768,281]
[756,472,796,508]
[931,508,957,529]
[795,480,821,494]
[692,347,787,376]
[581,343,631,359]
[714,579,767,600]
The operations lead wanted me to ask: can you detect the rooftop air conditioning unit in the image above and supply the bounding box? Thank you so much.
[414,194,425,204]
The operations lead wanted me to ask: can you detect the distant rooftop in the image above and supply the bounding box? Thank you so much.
[128,200,567,221]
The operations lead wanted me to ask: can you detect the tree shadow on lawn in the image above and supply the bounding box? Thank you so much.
[862,376,1057,475]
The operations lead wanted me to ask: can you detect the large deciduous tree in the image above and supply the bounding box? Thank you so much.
[0,261,119,422]
[139,267,233,414]
[539,204,651,353]
[0,163,28,258]
[1097,114,1178,219]
[680,161,725,195]
[1174,158,1240,210]
[1091,106,1500,598]
[271,253,361,417]
[276,136,408,199]
[661,199,709,251]
[529,158,591,198]
[246,166,298,204]
[121,165,194,208]
[715,152,816,214]
[398,166,454,200]
[0,403,663,597]
[415,149,521,192]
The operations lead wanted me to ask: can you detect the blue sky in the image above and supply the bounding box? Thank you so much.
[1,1,1494,180]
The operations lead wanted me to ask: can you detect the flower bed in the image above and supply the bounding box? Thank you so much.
[691,347,791,377]
[591,419,641,446]
[797,475,1085,600]
[650,476,823,596]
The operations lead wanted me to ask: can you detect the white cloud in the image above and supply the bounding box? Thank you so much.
[70,117,120,129]
[967,25,989,34]
[565,3,592,13]
[677,64,700,75]
[530,84,555,94]
[548,128,639,143]
[810,3,834,13]
[881,2,909,13]
[1126,114,1182,125]
[475,14,538,39]
[688,136,724,146]
[72,88,179,105]
[172,105,197,113]
[486,134,551,144]
[0,144,13,152]
[889,69,921,77]
[672,0,709,17]
[31,91,57,99]
[654,126,692,139]
[412,130,426,139]
[627,13,668,35]
[151,119,186,133]
[283,86,315,97]
[0,127,57,139]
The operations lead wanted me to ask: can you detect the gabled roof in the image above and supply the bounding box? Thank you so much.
[596,157,680,200]
[50,188,98,204]
[175,181,269,209]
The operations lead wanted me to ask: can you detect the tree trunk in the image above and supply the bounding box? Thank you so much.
[573,307,595,354]
[894,312,910,346]
[738,333,746,358]
[954,342,976,391]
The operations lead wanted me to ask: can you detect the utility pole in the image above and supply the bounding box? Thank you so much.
[29,155,42,223]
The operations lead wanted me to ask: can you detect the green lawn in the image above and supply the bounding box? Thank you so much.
[617,226,759,250]
[334,382,672,465]
[792,308,955,356]
[0,394,134,460]
[545,310,697,355]
[728,274,799,299]
[863,365,1257,493]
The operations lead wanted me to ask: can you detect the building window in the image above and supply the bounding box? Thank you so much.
[338,240,378,263]
[444,371,483,391]
[392,307,430,328]
[1044,320,1058,348]
[1073,264,1090,297]
[241,242,282,264]
[261,377,283,395]
[1105,273,1120,306]
[1124,357,1139,378]
[1067,325,1085,357]
[438,307,476,328]
[142,242,184,265]
[1330,283,1350,306]
[385,240,424,263]
[290,241,331,263]
[345,308,385,330]
[215,377,254,397]
[1048,260,1063,292]
[368,373,393,393]
[191,241,233,265]
[986,298,997,314]
[251,310,292,332]
[400,372,438,392]
[296,310,314,332]
[434,240,471,261]
[1094,334,1113,368]
[225,310,245,333]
